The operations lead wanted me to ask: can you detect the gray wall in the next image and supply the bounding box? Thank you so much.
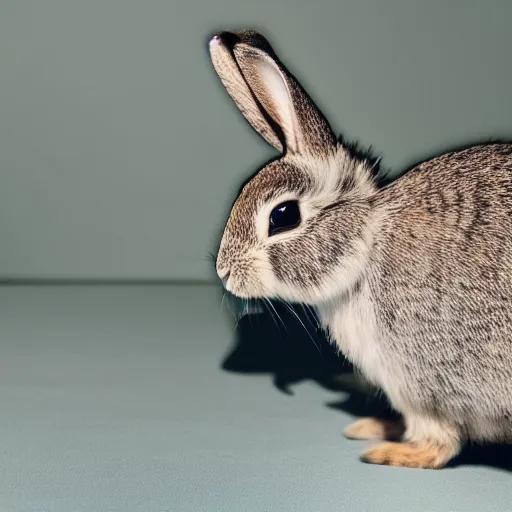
[1,0,511,281]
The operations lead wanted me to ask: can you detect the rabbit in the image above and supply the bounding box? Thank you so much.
[208,29,512,469]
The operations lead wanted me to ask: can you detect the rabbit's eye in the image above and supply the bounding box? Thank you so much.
[269,200,301,236]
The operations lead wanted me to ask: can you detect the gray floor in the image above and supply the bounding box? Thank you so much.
[0,285,510,512]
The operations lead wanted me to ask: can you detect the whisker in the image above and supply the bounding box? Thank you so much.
[267,299,287,333]
[242,298,250,317]
[301,303,320,331]
[283,301,322,355]
[264,298,281,333]
[221,290,227,313]
[247,299,254,328]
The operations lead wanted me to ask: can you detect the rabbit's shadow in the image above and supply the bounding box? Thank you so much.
[220,300,512,472]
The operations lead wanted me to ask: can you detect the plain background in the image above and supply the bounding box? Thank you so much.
[1,5,512,509]
[1,0,511,281]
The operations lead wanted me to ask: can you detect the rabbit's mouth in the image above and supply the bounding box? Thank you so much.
[221,273,269,301]
[222,290,265,321]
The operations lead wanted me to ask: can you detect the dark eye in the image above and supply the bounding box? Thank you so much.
[269,200,301,236]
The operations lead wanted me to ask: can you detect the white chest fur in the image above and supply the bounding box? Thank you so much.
[317,284,390,392]
[317,285,409,413]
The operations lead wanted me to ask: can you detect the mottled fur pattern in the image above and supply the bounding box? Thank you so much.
[209,30,512,469]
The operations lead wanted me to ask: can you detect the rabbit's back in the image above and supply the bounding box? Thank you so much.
[371,143,512,440]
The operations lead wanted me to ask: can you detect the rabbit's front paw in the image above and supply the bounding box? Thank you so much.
[344,417,404,441]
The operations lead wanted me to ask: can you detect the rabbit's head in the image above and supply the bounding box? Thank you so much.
[210,30,382,305]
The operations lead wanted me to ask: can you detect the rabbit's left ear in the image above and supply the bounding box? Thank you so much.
[209,30,336,156]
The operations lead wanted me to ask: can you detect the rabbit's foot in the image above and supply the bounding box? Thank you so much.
[344,417,404,441]
[361,440,459,469]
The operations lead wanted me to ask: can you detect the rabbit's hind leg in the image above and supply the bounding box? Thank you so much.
[360,415,461,469]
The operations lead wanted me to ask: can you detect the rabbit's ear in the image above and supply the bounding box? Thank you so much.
[209,30,336,155]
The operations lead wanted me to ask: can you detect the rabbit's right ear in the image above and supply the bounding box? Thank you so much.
[208,30,336,156]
